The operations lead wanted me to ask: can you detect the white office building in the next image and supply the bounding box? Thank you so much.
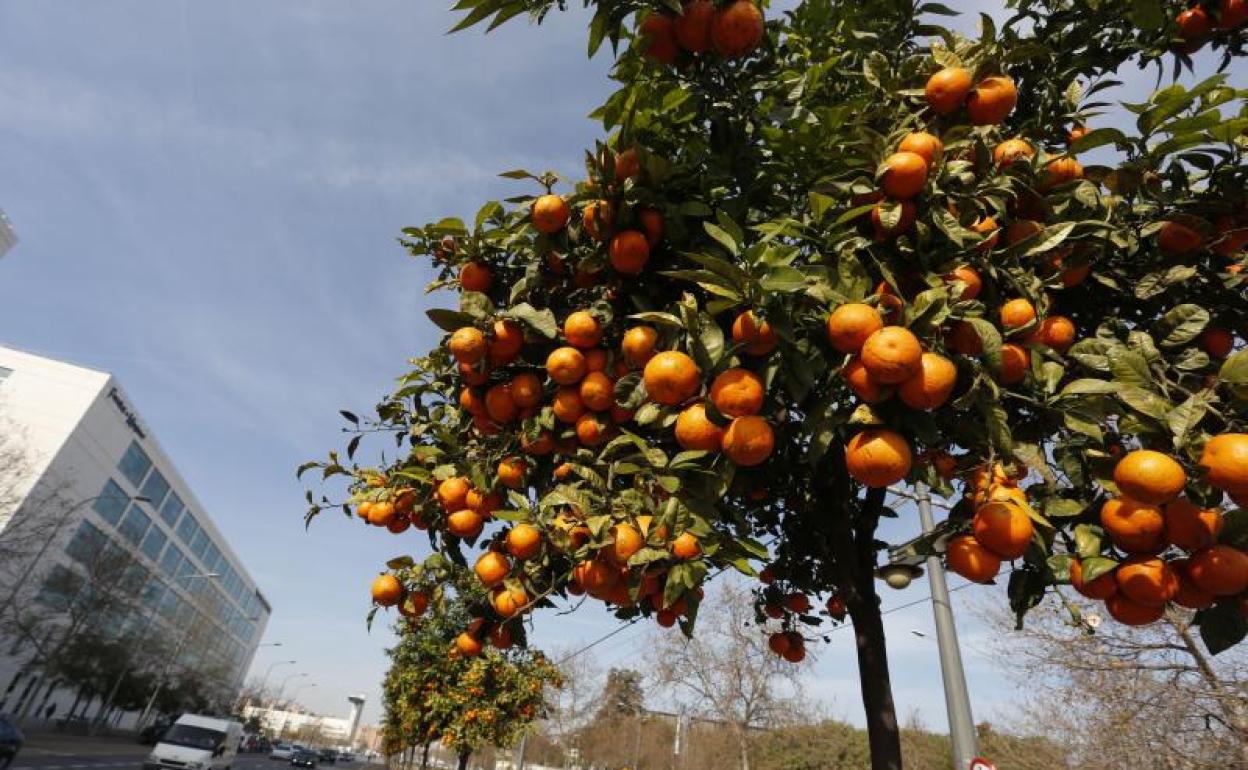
[0,210,16,258]
[0,345,270,725]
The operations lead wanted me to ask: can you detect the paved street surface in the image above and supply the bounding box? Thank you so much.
[12,738,367,770]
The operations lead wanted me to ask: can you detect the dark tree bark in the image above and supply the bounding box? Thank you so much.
[455,751,469,770]
[420,743,430,770]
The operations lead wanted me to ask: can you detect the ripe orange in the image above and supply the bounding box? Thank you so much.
[448,327,487,364]
[870,199,917,241]
[710,0,765,57]
[459,262,492,293]
[673,0,714,52]
[547,346,588,385]
[532,194,570,234]
[1172,562,1216,610]
[897,132,942,166]
[466,489,501,515]
[643,350,701,405]
[622,326,659,366]
[845,429,912,487]
[945,535,1001,583]
[584,347,609,373]
[639,14,678,64]
[371,574,404,607]
[860,326,923,384]
[438,477,471,512]
[458,361,489,386]
[1218,0,1248,30]
[966,75,1018,125]
[367,501,398,527]
[971,216,1000,253]
[945,321,983,356]
[456,632,483,657]
[610,523,644,565]
[999,298,1036,329]
[506,523,542,560]
[1158,220,1204,254]
[1035,316,1076,352]
[509,372,544,408]
[1199,433,1248,493]
[447,509,485,539]
[992,138,1035,167]
[610,230,650,274]
[782,636,806,663]
[671,532,701,560]
[675,402,726,451]
[732,310,778,355]
[656,609,677,627]
[710,368,765,417]
[489,624,515,649]
[564,311,602,348]
[575,413,609,447]
[1041,157,1083,189]
[552,386,587,423]
[943,265,982,300]
[1200,328,1234,359]
[640,207,665,245]
[614,148,641,181]
[972,501,1034,560]
[924,67,972,115]
[1068,125,1088,144]
[579,371,615,412]
[826,303,884,354]
[488,319,524,365]
[784,593,811,613]
[1187,545,1248,596]
[1177,7,1211,39]
[843,358,883,403]
[498,457,527,489]
[1100,497,1166,553]
[768,632,791,657]
[1006,219,1043,245]
[1163,499,1222,551]
[897,352,957,411]
[583,199,615,240]
[1115,556,1179,607]
[475,551,511,588]
[484,384,517,424]
[880,151,928,200]
[1069,559,1117,600]
[999,343,1030,385]
[1105,594,1164,626]
[399,591,429,619]
[722,415,775,466]
[1114,449,1187,505]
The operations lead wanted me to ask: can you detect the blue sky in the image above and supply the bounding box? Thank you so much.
[0,0,1241,736]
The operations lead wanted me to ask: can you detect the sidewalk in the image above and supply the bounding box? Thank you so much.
[21,733,147,757]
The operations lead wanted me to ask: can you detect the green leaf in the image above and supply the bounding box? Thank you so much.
[459,291,494,319]
[1080,555,1117,582]
[962,318,1003,374]
[1154,304,1210,348]
[1218,350,1248,384]
[506,302,558,338]
[1073,524,1104,559]
[1197,603,1248,655]
[704,222,740,257]
[426,308,476,332]
[1070,127,1128,153]
[1118,387,1171,421]
[1126,0,1165,31]
[1167,392,1210,445]
[1108,350,1153,389]
[1023,223,1077,257]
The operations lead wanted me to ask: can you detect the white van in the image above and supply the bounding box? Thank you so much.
[143,714,243,770]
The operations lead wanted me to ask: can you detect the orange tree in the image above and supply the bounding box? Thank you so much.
[378,559,560,770]
[302,1,1248,767]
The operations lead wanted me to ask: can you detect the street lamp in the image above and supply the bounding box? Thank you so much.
[136,572,220,728]
[0,493,150,621]
[279,684,316,742]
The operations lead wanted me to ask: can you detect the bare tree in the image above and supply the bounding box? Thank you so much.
[980,598,1248,770]
[651,582,810,770]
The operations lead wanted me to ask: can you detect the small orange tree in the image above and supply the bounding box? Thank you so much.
[379,561,560,770]
[304,2,1248,767]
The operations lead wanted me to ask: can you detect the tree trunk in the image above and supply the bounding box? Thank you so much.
[849,595,902,770]
[734,725,751,770]
[420,743,430,770]
[455,751,469,770]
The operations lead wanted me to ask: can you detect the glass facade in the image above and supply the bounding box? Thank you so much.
[140,526,167,562]
[117,441,152,487]
[118,504,152,545]
[92,480,130,524]
[159,492,184,527]
[139,469,171,510]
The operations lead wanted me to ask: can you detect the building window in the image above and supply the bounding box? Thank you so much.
[38,565,84,611]
[92,480,130,525]
[203,543,222,573]
[117,441,153,488]
[190,529,210,561]
[140,525,167,562]
[143,577,167,610]
[159,543,185,577]
[118,504,152,545]
[159,492,184,527]
[176,511,199,544]
[139,469,171,510]
[158,590,182,621]
[122,562,150,594]
[66,520,108,563]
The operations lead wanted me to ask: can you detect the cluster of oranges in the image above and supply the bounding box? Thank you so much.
[943,464,1036,584]
[638,1,766,65]
[1176,1,1248,52]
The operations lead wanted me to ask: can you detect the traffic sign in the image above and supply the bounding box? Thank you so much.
[969,758,997,770]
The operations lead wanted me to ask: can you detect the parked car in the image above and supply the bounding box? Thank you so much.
[269,743,296,761]
[0,716,24,770]
[291,750,318,769]
[317,749,337,764]
[337,751,355,763]
[141,714,242,770]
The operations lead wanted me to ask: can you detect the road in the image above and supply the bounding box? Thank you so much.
[13,748,370,770]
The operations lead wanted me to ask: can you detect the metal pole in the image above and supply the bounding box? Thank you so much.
[514,734,526,770]
[137,573,219,728]
[915,481,978,769]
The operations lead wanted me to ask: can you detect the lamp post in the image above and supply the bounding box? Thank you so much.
[0,493,149,622]
[136,572,220,729]
[881,483,978,769]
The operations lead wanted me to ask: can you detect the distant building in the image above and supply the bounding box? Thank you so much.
[0,209,16,258]
[242,703,359,744]
[0,345,271,726]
